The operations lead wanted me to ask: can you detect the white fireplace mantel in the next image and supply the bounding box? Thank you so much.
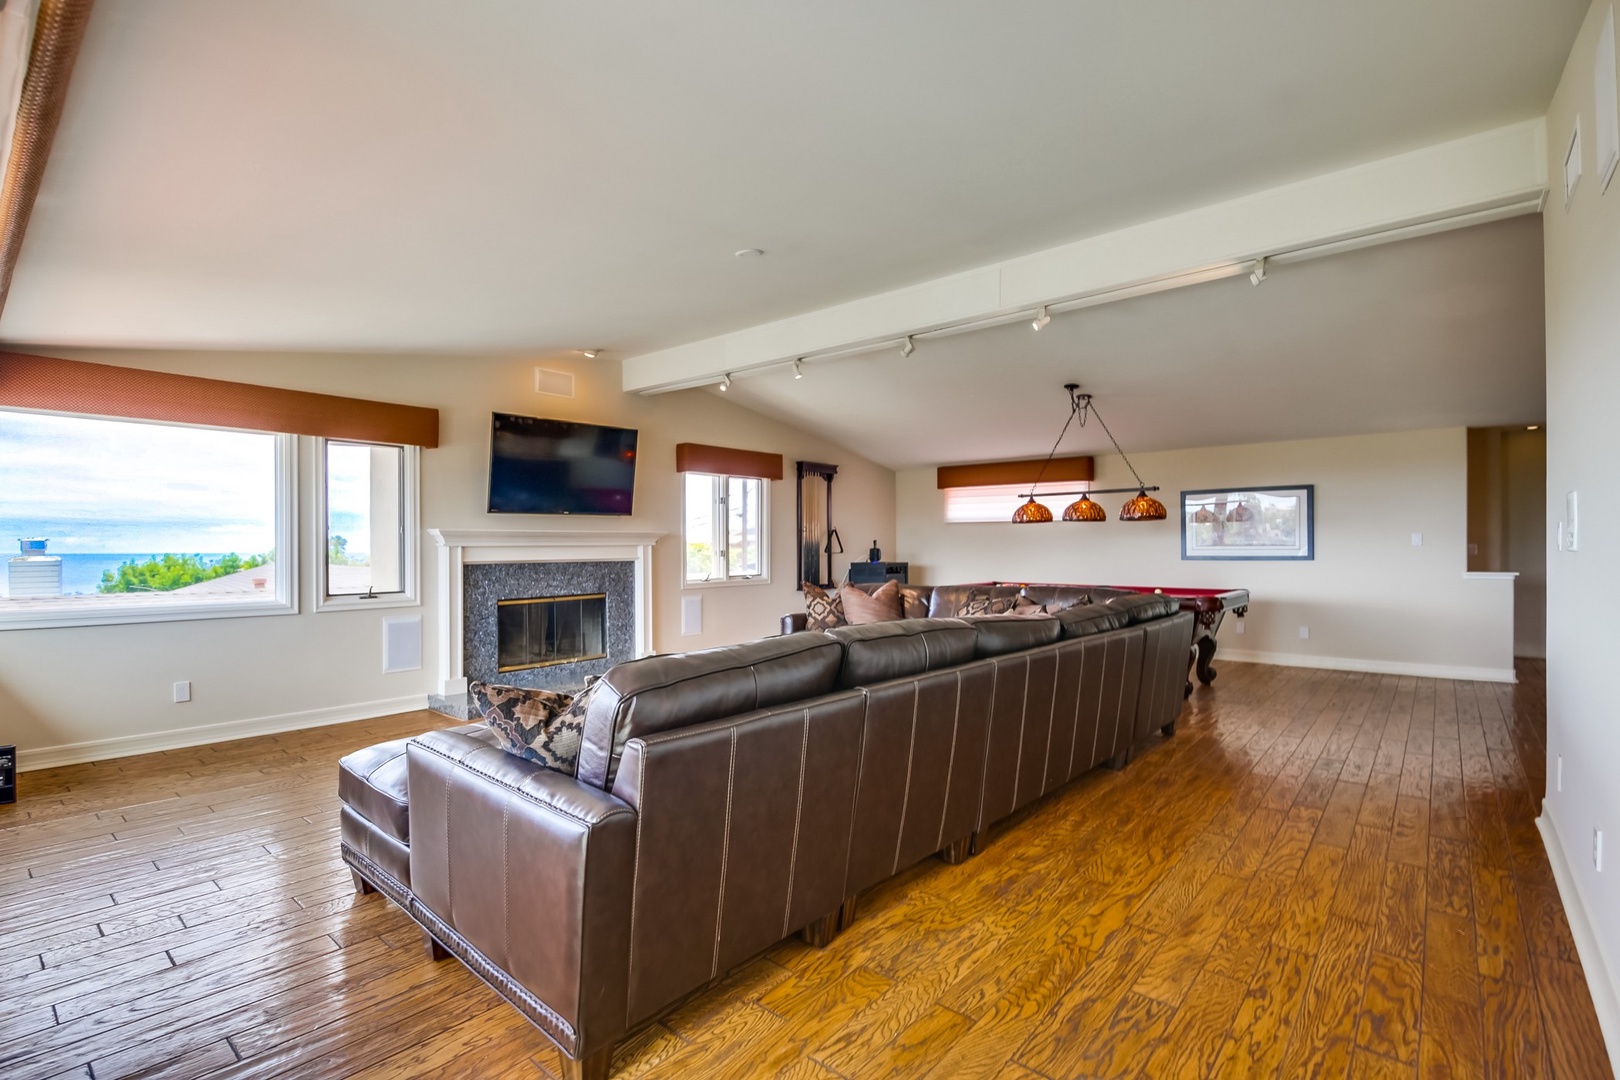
[428,529,663,698]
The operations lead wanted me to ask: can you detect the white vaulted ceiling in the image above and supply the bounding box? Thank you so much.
[0,0,1587,356]
[713,216,1547,469]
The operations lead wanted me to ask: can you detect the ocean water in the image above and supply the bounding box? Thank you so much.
[2,553,231,597]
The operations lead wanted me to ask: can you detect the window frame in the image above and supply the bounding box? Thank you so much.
[314,438,421,612]
[682,471,771,588]
[0,413,298,631]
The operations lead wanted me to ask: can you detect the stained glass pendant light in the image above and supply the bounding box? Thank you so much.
[1011,383,1165,524]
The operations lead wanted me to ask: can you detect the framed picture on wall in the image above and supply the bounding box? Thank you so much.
[1181,485,1314,560]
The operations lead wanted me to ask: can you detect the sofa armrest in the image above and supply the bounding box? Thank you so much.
[406,730,636,1059]
[781,612,808,635]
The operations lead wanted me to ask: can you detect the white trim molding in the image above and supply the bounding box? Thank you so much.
[427,529,662,698]
[1217,649,1517,684]
[17,693,429,773]
[1538,807,1620,1072]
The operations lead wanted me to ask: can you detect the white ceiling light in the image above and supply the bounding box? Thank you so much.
[734,248,765,258]
[1031,306,1051,330]
[900,336,915,357]
[1249,257,1268,285]
[719,372,732,391]
[579,349,598,358]
[793,359,804,379]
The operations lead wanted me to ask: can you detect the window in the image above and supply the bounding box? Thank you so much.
[0,409,295,629]
[943,482,1088,523]
[684,473,767,584]
[317,439,419,610]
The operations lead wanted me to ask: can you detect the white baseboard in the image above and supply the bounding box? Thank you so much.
[1217,648,1516,683]
[16,694,431,773]
[1538,807,1620,1073]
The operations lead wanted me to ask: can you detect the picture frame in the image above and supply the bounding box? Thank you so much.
[1180,485,1314,561]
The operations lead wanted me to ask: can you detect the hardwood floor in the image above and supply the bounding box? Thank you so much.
[0,660,1610,1078]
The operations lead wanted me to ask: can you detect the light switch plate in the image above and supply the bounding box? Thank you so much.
[1411,532,1423,547]
[1566,491,1579,551]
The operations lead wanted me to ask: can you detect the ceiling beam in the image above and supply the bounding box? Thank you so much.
[0,0,94,319]
[622,118,1548,395]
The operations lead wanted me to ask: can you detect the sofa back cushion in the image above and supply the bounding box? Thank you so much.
[825,618,977,690]
[1054,603,1130,638]
[1106,593,1183,623]
[575,632,843,788]
[959,613,1062,658]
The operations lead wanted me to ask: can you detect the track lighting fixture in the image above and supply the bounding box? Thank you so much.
[1031,306,1051,331]
[900,336,916,357]
[719,373,732,391]
[793,359,804,380]
[1012,384,1166,524]
[1249,257,1268,286]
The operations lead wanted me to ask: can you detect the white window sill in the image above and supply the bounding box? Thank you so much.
[682,576,773,590]
[0,594,296,631]
[315,591,421,613]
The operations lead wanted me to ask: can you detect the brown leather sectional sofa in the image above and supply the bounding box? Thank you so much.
[338,586,1194,1079]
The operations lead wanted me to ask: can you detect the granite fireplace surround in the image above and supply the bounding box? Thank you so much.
[426,530,661,719]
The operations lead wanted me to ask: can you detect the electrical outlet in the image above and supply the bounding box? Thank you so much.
[1235,620,1246,636]
[1298,625,1310,640]
[173,681,191,703]
[1557,755,1563,793]
[1596,828,1604,873]
[1411,532,1423,547]
[1468,542,1479,556]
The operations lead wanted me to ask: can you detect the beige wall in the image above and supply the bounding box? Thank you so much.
[897,427,1514,679]
[2,351,895,766]
[1543,0,1620,1053]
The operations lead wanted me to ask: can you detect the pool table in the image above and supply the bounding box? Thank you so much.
[1002,582,1250,693]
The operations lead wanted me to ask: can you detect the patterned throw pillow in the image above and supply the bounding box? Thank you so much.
[899,585,930,620]
[803,582,847,631]
[840,579,903,624]
[957,588,1017,617]
[471,679,595,775]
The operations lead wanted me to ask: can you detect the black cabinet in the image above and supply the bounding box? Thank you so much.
[848,561,908,585]
[0,745,14,805]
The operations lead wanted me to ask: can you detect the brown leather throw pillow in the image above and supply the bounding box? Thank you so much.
[840,579,903,624]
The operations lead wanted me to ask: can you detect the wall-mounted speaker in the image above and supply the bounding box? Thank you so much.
[382,615,423,674]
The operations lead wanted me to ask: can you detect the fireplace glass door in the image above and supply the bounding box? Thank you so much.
[496,593,608,672]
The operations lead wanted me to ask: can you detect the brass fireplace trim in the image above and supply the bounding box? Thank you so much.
[495,593,608,673]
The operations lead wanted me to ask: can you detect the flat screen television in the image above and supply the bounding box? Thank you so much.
[487,412,638,516]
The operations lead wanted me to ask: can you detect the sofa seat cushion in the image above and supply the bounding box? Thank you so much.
[1106,593,1183,623]
[339,724,488,844]
[826,618,978,690]
[1054,603,1130,638]
[960,613,1062,657]
[576,632,844,788]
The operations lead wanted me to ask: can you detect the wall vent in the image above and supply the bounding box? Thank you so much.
[534,368,576,397]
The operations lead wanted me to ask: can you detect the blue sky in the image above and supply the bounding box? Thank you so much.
[1,411,278,554]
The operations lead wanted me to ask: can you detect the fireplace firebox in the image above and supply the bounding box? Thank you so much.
[496,593,608,673]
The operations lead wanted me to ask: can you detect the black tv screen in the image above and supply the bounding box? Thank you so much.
[488,412,638,516]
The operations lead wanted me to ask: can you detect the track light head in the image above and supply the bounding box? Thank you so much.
[1032,306,1051,331]
[793,359,804,380]
[1249,257,1268,286]
[719,373,732,391]
[900,336,916,357]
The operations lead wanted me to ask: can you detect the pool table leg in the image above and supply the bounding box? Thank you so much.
[1194,635,1219,686]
